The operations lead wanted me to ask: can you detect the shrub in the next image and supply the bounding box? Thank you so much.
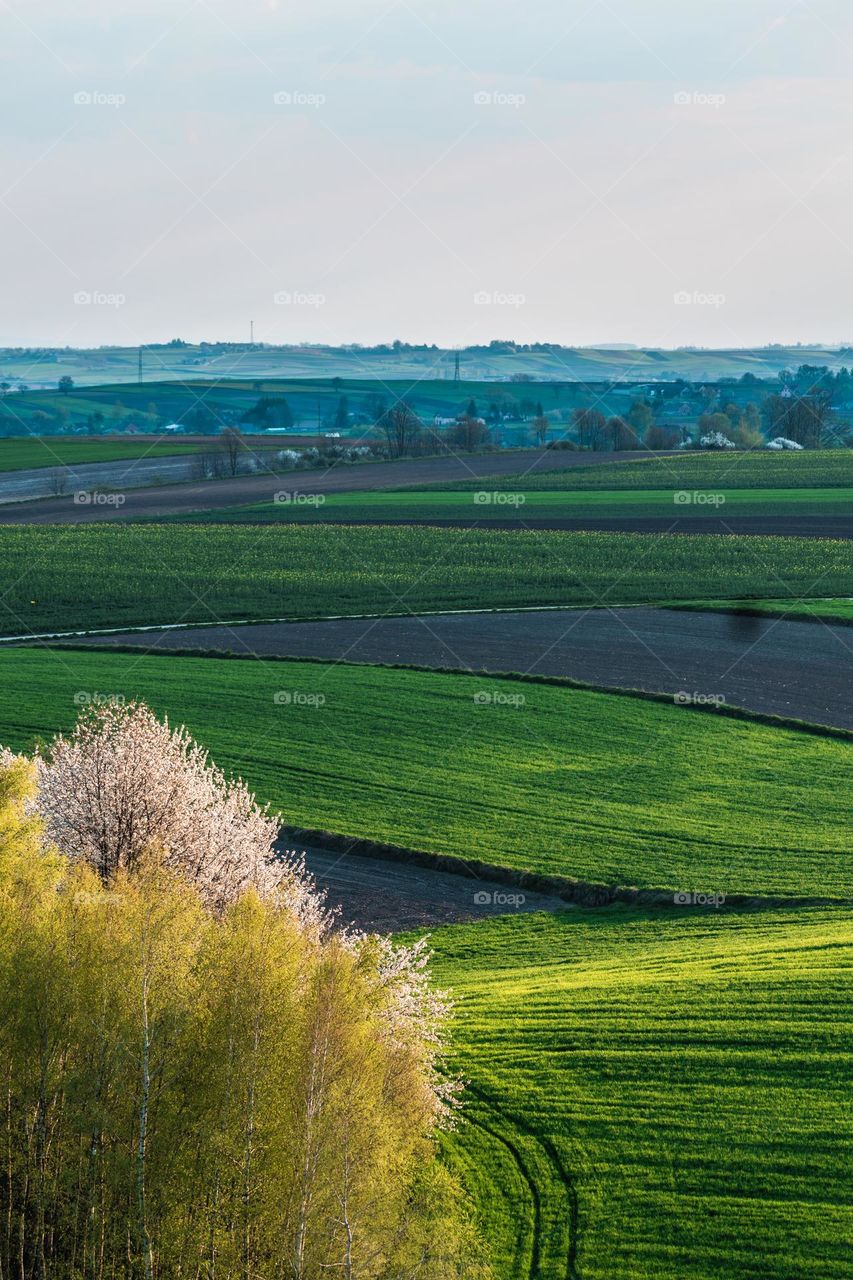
[0,753,486,1280]
[766,436,805,450]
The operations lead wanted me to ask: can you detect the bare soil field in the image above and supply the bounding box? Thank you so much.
[62,606,853,730]
[0,449,659,522]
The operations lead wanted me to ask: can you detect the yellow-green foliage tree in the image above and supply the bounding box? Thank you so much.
[0,742,489,1279]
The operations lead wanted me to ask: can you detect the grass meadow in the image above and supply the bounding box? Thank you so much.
[1,524,851,635]
[0,649,848,900]
[430,908,853,1280]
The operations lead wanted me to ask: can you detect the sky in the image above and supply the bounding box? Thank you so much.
[2,0,853,349]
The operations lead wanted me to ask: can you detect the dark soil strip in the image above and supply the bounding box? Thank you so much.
[64,606,853,732]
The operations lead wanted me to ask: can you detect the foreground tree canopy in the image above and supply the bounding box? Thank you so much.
[0,709,489,1279]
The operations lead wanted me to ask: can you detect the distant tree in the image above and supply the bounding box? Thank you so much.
[380,401,422,457]
[644,424,680,450]
[762,391,832,448]
[331,376,343,394]
[628,400,654,435]
[0,382,9,395]
[219,426,245,476]
[606,416,639,450]
[466,399,478,419]
[334,395,350,433]
[532,412,549,446]
[573,407,607,449]
[447,416,490,451]
[58,375,74,395]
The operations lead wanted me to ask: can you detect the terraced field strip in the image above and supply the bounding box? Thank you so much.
[1,524,852,636]
[0,437,198,471]
[0,648,848,900]
[429,908,853,1280]
[672,597,853,626]
[422,449,853,492]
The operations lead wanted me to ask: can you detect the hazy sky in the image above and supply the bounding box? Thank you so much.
[2,0,853,348]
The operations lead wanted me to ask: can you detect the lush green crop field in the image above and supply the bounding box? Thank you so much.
[671,597,853,626]
[191,485,853,524]
[430,908,853,1280]
[422,449,853,492]
[0,649,849,900]
[1,525,851,636]
[0,436,197,471]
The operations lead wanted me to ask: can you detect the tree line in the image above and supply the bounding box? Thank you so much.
[0,704,489,1279]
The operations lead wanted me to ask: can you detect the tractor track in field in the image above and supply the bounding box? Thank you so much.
[466,1084,579,1280]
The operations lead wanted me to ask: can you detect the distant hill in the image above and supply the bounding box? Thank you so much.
[1,342,851,388]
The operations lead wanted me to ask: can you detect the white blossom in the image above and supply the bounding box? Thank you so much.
[34,701,291,910]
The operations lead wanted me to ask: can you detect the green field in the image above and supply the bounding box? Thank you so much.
[0,649,849,900]
[190,485,853,524]
[1,524,851,637]
[671,598,853,626]
[424,449,853,492]
[430,908,853,1280]
[0,436,198,471]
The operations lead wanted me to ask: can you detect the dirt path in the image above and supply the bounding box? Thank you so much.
[294,844,569,932]
[64,606,853,730]
[0,448,643,522]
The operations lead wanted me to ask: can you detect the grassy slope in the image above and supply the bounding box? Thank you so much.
[0,437,197,471]
[1,525,851,636]
[190,485,853,524]
[671,598,853,626]
[430,909,853,1280]
[0,650,849,900]
[420,449,853,492]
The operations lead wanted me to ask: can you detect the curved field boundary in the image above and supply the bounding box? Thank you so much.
[283,824,849,911]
